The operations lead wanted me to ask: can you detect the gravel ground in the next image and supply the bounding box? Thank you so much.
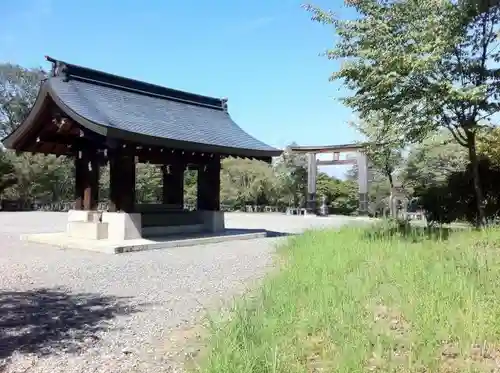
[0,212,368,373]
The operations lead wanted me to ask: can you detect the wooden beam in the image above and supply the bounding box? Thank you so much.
[132,147,217,165]
[316,159,356,166]
[119,142,272,164]
[38,132,106,148]
[289,143,365,154]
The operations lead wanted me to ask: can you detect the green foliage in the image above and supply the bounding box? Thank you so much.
[477,126,500,166]
[0,63,74,203]
[364,218,454,242]
[305,0,499,138]
[221,157,277,208]
[317,173,358,214]
[401,131,470,223]
[367,172,392,215]
[135,164,162,203]
[305,0,500,225]
[0,63,45,138]
[403,131,468,191]
[417,157,500,225]
[273,146,308,207]
[346,163,393,216]
[316,172,337,202]
[0,150,16,195]
[184,169,198,206]
[2,152,74,202]
[351,112,404,188]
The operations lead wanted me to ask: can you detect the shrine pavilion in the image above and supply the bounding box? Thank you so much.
[3,56,281,244]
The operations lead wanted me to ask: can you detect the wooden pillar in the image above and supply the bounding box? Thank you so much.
[162,160,185,207]
[109,152,136,213]
[197,156,221,211]
[74,150,99,210]
[74,157,84,210]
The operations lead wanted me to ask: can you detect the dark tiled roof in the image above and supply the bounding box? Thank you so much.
[45,58,281,157]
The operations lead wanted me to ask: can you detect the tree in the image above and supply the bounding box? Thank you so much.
[316,172,359,214]
[184,169,198,207]
[403,131,468,192]
[418,157,500,225]
[477,126,500,166]
[221,157,277,209]
[29,155,74,202]
[402,131,469,220]
[305,0,500,226]
[331,178,359,214]
[0,63,46,138]
[2,153,74,203]
[273,145,308,207]
[346,163,394,216]
[135,164,162,203]
[351,112,403,189]
[0,63,72,205]
[316,172,337,203]
[0,150,16,196]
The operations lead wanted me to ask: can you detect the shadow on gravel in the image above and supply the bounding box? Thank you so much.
[265,230,294,238]
[223,229,294,238]
[0,287,144,359]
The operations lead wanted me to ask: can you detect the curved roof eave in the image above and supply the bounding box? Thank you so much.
[2,81,51,149]
[47,83,109,137]
[3,81,282,159]
[1,81,109,149]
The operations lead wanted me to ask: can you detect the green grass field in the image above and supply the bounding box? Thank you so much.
[198,223,500,373]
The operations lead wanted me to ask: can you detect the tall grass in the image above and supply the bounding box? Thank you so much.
[198,223,500,373]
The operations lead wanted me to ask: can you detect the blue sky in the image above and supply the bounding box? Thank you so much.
[0,0,360,178]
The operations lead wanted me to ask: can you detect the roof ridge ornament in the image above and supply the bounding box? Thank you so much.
[221,97,228,112]
[46,56,69,81]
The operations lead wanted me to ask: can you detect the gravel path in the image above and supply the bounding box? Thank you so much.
[0,212,367,372]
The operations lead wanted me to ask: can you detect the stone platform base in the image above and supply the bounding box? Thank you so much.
[20,229,267,254]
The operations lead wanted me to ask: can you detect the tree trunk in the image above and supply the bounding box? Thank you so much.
[387,171,394,189]
[467,131,486,227]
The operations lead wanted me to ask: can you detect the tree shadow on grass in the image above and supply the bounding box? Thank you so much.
[0,287,145,359]
[363,221,454,243]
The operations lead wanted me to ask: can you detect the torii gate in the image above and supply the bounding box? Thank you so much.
[289,144,369,215]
